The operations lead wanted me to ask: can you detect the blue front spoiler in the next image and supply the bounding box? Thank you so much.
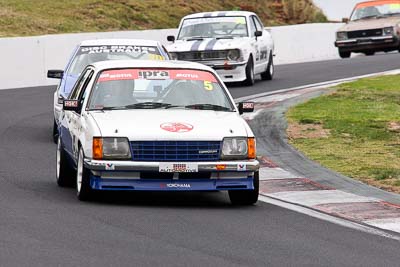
[90,175,254,191]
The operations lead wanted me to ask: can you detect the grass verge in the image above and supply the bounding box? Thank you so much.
[287,75,400,193]
[0,0,327,37]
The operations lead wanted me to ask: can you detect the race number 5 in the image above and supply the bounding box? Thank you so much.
[204,81,213,91]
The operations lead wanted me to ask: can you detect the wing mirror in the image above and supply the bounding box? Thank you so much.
[238,102,255,115]
[63,100,80,112]
[47,69,64,79]
[255,31,263,38]
[167,35,175,42]
[342,18,349,23]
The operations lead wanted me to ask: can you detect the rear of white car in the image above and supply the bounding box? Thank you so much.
[57,60,260,205]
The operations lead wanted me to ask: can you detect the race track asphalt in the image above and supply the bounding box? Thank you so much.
[1,53,400,266]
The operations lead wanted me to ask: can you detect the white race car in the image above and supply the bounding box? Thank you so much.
[57,60,260,205]
[166,11,275,85]
[47,39,169,143]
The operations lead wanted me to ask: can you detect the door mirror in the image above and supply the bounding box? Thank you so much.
[167,35,175,42]
[255,31,263,37]
[47,69,64,79]
[342,18,349,23]
[63,100,80,112]
[238,102,255,115]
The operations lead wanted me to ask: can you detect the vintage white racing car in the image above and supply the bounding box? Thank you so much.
[57,60,260,204]
[47,39,169,143]
[166,11,275,85]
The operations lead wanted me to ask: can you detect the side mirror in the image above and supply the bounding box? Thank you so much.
[167,35,175,42]
[342,18,349,23]
[255,31,263,37]
[238,102,255,115]
[47,69,64,79]
[63,100,80,112]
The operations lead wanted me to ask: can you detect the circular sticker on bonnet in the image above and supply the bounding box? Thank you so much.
[160,122,194,133]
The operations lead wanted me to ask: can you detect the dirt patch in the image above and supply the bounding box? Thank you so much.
[388,121,400,132]
[287,122,330,139]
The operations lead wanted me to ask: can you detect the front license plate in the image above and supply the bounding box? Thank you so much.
[159,163,198,173]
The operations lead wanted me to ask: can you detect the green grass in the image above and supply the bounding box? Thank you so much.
[287,75,400,193]
[0,0,327,37]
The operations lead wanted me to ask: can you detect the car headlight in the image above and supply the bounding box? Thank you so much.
[227,49,241,61]
[169,52,178,60]
[93,137,131,160]
[336,32,348,40]
[384,27,394,35]
[221,137,256,160]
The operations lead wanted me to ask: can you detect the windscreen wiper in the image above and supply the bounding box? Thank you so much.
[185,104,232,111]
[185,36,210,41]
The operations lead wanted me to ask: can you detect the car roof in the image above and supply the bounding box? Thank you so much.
[182,10,255,20]
[91,60,216,72]
[79,39,161,46]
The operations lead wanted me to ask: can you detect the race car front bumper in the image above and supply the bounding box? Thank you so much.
[335,36,400,52]
[188,59,248,82]
[84,159,259,191]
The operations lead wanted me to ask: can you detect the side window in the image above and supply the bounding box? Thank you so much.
[248,16,257,37]
[253,16,264,31]
[69,68,93,100]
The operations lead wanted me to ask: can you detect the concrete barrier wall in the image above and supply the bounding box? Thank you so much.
[0,23,343,90]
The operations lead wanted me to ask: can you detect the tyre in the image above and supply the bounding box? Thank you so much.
[52,119,58,144]
[339,50,351,59]
[243,56,255,86]
[56,137,75,187]
[261,53,274,81]
[76,147,94,201]
[229,171,259,205]
[364,51,375,56]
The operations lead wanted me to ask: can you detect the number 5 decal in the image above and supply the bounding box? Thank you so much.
[204,81,213,91]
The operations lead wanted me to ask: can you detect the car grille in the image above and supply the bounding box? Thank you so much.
[130,141,222,161]
[176,50,228,61]
[347,28,383,39]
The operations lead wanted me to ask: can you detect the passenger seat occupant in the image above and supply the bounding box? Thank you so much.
[91,80,136,108]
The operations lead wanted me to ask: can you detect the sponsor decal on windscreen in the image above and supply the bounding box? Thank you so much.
[80,45,158,54]
[98,69,218,82]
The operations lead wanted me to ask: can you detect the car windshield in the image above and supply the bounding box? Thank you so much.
[68,45,165,76]
[88,68,235,112]
[351,1,400,21]
[177,16,248,40]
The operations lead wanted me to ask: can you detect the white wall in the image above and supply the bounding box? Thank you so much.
[0,23,343,90]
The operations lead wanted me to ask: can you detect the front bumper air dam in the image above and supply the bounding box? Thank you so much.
[335,36,400,51]
[90,177,254,191]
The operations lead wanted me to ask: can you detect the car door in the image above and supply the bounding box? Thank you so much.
[61,67,94,163]
[248,16,260,66]
[251,15,269,74]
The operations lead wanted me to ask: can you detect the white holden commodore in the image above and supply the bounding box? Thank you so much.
[57,60,260,204]
[166,11,275,86]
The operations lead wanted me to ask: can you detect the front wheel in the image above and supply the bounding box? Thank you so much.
[229,171,259,205]
[243,57,255,86]
[76,148,94,201]
[261,53,274,81]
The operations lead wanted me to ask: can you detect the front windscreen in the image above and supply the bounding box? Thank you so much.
[351,1,400,21]
[177,16,248,40]
[88,68,234,112]
[68,45,164,76]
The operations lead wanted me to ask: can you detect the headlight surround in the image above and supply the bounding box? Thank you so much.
[227,49,241,61]
[169,52,178,60]
[336,31,348,40]
[93,137,131,160]
[221,137,255,160]
[384,27,394,35]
